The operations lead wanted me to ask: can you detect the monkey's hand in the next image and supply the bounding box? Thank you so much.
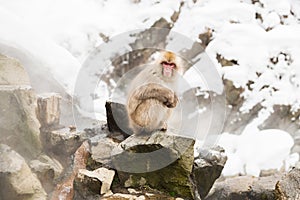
[131,83,178,108]
[163,92,178,108]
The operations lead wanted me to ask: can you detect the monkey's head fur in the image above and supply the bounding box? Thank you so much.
[156,51,185,79]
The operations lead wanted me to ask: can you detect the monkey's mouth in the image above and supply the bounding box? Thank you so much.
[161,61,176,68]
[161,62,176,77]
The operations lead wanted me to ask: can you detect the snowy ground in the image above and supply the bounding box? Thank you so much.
[1,0,299,176]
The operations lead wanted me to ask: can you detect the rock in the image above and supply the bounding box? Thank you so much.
[0,144,47,200]
[51,141,90,200]
[275,168,300,200]
[42,127,85,156]
[74,167,115,199]
[216,54,238,67]
[89,137,119,168]
[205,175,280,200]
[260,169,279,177]
[111,131,195,199]
[105,101,132,138]
[260,105,300,135]
[223,79,244,107]
[193,146,227,199]
[0,54,42,158]
[29,154,63,193]
[0,54,30,85]
[0,85,42,159]
[103,101,227,199]
[198,29,213,48]
[102,192,184,200]
[36,93,62,130]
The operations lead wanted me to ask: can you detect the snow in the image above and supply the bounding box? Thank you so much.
[0,6,81,94]
[1,0,299,112]
[177,0,300,117]
[206,23,300,114]
[262,11,281,29]
[173,0,257,40]
[0,0,180,94]
[0,0,180,62]
[260,0,291,16]
[218,126,298,177]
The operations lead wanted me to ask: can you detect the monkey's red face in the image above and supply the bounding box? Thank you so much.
[161,61,176,77]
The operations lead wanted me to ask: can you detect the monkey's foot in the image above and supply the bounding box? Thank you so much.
[160,127,167,132]
[160,122,167,132]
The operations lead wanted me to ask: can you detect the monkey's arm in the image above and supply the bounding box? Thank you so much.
[130,83,178,108]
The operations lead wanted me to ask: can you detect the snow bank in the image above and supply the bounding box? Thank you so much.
[217,127,298,177]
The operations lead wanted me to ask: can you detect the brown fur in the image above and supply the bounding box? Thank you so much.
[127,51,183,135]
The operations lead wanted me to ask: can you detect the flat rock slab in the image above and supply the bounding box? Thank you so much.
[74,167,115,198]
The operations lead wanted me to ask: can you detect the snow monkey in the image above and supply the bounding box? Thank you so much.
[127,51,185,135]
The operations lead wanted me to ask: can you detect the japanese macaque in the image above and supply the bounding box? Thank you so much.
[127,51,185,135]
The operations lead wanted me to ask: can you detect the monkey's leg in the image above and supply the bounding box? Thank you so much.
[130,99,169,134]
[159,108,173,132]
[160,122,167,132]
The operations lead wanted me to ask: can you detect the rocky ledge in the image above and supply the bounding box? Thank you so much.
[2,54,299,200]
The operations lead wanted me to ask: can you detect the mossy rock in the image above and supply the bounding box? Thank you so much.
[112,132,195,199]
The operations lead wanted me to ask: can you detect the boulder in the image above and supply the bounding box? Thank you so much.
[205,175,280,200]
[103,101,228,199]
[0,54,42,159]
[0,54,30,85]
[0,144,47,200]
[89,136,119,168]
[42,127,85,156]
[0,85,42,159]
[275,168,300,200]
[193,146,227,199]
[111,131,195,199]
[29,154,63,192]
